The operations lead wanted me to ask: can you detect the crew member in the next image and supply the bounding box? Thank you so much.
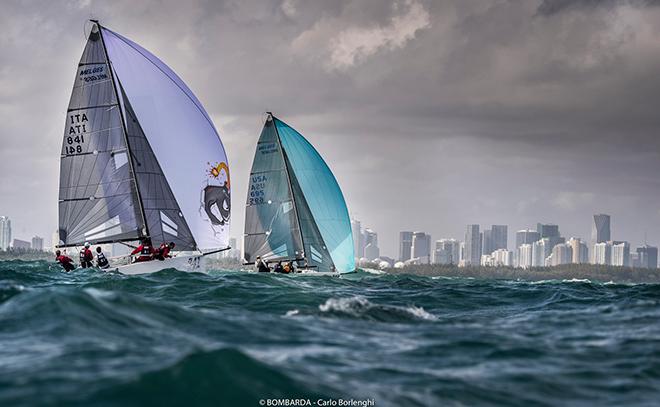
[79,242,94,268]
[131,238,155,262]
[155,242,175,261]
[256,256,270,273]
[95,246,110,270]
[55,250,75,272]
[273,261,284,273]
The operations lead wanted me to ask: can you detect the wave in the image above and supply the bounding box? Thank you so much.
[316,296,437,322]
[86,347,334,406]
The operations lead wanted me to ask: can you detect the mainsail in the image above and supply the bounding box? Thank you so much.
[58,22,230,251]
[244,114,354,273]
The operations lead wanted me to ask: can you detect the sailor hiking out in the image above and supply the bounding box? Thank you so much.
[79,242,94,268]
[95,247,109,269]
[55,250,75,272]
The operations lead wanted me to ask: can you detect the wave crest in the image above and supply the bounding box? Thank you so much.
[318,296,437,322]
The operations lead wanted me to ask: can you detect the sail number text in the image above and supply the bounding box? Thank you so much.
[64,113,89,155]
[249,174,267,205]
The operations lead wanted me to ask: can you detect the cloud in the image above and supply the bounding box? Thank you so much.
[291,0,430,71]
[552,192,595,211]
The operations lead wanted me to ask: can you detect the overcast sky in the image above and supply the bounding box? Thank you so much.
[2,0,660,256]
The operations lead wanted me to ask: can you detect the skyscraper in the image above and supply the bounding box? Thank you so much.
[636,245,658,269]
[548,243,573,266]
[31,236,44,251]
[481,229,493,257]
[537,223,560,238]
[518,244,533,268]
[351,219,364,259]
[491,225,508,250]
[434,239,460,265]
[363,229,379,261]
[411,232,431,264]
[515,229,540,266]
[592,214,611,244]
[399,231,413,262]
[611,241,630,267]
[464,225,481,266]
[593,242,612,265]
[12,239,30,250]
[568,237,589,264]
[0,216,11,251]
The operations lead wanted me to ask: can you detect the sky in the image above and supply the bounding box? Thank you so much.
[1,0,660,257]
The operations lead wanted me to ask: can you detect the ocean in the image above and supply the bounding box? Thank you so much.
[1,260,659,406]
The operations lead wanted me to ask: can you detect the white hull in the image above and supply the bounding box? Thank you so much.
[111,254,205,275]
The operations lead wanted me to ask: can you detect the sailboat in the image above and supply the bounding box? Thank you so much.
[57,21,231,275]
[243,113,355,275]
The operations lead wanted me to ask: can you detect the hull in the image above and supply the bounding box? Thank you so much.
[112,254,205,275]
[239,268,343,277]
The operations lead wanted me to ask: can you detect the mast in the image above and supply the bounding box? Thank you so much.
[269,112,306,263]
[95,20,150,240]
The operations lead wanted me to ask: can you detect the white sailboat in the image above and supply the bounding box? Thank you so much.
[57,21,231,275]
[243,113,355,275]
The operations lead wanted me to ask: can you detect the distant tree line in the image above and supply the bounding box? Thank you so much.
[382,263,660,284]
[0,248,52,261]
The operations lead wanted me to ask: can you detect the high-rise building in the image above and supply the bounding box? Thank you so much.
[611,241,630,267]
[411,232,431,264]
[434,239,460,265]
[481,229,493,257]
[464,225,481,266]
[491,225,508,250]
[593,242,612,265]
[537,223,560,238]
[636,245,658,269]
[548,243,573,266]
[31,236,44,251]
[0,216,11,251]
[399,231,413,262]
[364,243,380,261]
[518,244,533,268]
[351,219,364,259]
[12,239,31,250]
[592,214,611,244]
[568,237,589,264]
[514,229,540,266]
[491,249,513,266]
[532,238,553,267]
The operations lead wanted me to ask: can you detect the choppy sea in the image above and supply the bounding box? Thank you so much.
[1,260,659,406]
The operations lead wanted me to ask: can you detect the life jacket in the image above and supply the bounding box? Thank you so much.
[140,245,152,256]
[97,252,109,268]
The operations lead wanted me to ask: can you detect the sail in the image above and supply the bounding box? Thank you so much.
[243,117,304,262]
[58,24,143,246]
[275,118,355,272]
[100,27,230,251]
[119,84,196,250]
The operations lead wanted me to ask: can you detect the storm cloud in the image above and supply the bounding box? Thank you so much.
[1,0,659,255]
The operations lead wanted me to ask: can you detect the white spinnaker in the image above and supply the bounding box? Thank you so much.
[101,27,230,251]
